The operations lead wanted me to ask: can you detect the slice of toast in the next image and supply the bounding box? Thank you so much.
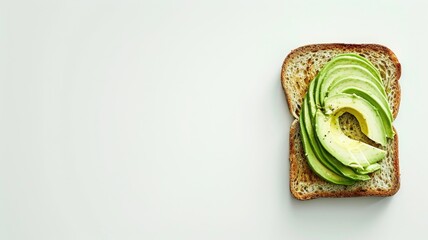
[281,44,401,200]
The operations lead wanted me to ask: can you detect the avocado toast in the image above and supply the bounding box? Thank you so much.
[281,44,401,200]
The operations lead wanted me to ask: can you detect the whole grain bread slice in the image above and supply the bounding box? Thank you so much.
[281,44,401,200]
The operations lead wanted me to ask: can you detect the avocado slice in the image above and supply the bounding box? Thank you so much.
[315,54,386,106]
[328,76,392,121]
[341,88,393,138]
[355,163,381,175]
[306,76,318,116]
[318,54,394,140]
[315,106,387,170]
[324,93,388,146]
[319,65,386,106]
[327,77,393,138]
[304,78,370,181]
[322,55,394,140]
[317,143,371,181]
[299,102,355,185]
[302,97,341,175]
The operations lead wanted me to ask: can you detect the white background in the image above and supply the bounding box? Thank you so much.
[0,0,426,239]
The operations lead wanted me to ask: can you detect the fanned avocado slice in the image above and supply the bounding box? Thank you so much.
[305,79,370,181]
[299,102,355,185]
[323,93,388,146]
[300,54,390,184]
[315,106,387,170]
[315,54,386,106]
[302,97,341,175]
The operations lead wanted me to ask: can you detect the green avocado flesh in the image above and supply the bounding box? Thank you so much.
[300,101,356,185]
[299,53,394,185]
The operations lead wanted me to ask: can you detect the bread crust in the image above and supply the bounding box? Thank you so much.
[283,44,401,200]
